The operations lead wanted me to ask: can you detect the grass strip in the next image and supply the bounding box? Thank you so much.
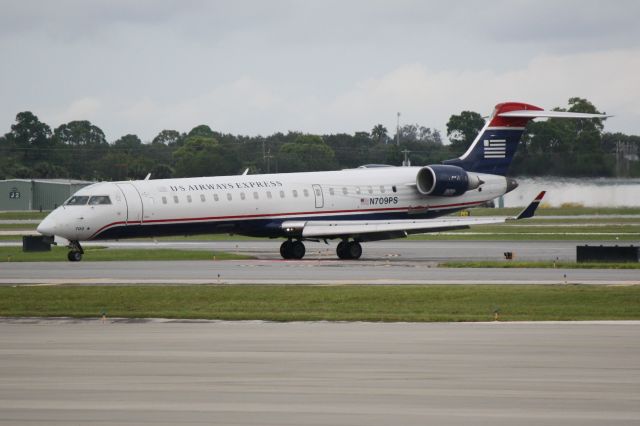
[0,285,638,322]
[441,261,640,269]
[0,212,49,220]
[0,246,250,262]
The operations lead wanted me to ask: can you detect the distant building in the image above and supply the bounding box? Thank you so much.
[0,179,94,211]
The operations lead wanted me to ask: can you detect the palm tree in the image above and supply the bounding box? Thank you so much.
[371,124,388,144]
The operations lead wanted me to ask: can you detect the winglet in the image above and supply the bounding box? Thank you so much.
[514,191,546,220]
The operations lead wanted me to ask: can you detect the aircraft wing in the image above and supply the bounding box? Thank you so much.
[282,191,545,242]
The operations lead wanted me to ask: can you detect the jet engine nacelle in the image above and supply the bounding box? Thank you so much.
[416,165,482,196]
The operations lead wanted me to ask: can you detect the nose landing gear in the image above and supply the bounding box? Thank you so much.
[67,240,84,262]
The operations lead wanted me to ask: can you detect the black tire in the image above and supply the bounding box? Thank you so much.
[67,251,82,262]
[280,240,293,259]
[291,241,306,259]
[336,241,349,259]
[347,241,362,260]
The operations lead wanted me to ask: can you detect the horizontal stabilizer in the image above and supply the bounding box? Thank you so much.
[499,110,611,119]
[514,191,546,220]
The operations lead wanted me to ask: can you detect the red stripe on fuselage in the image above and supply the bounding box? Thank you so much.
[88,200,484,239]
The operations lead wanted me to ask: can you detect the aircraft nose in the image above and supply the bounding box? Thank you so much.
[37,216,57,236]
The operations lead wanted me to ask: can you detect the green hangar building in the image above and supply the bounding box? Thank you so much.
[0,179,94,211]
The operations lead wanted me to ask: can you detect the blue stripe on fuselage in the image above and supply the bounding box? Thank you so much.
[91,208,464,240]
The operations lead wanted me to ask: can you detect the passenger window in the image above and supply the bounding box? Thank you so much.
[173,195,179,203]
[279,190,285,198]
[266,191,272,199]
[187,195,192,203]
[392,185,397,193]
[88,195,111,205]
[253,192,259,200]
[214,194,219,202]
[292,189,298,198]
[240,193,246,200]
[329,188,335,196]
[200,194,206,202]
[227,193,232,201]
[380,185,386,193]
[162,196,167,204]
[303,189,309,197]
[65,196,89,205]
[342,188,348,195]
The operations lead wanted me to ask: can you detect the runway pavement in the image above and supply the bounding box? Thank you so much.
[0,319,638,426]
[0,239,608,261]
[2,258,640,285]
[2,240,639,285]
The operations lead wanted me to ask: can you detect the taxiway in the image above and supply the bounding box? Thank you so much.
[0,319,638,426]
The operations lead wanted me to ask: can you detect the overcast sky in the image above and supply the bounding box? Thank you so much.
[1,0,639,142]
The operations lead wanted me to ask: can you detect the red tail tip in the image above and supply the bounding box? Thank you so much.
[489,102,543,127]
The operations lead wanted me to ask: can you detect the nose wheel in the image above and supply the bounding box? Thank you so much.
[67,240,84,262]
[336,240,362,260]
[280,239,306,260]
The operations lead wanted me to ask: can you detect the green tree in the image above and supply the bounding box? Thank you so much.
[7,111,54,164]
[187,125,216,138]
[514,98,610,176]
[152,129,183,146]
[53,121,107,146]
[446,111,484,156]
[277,134,337,172]
[151,163,175,179]
[53,120,108,179]
[371,124,388,144]
[173,135,241,177]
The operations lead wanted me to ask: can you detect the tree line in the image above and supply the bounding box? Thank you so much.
[1,97,638,181]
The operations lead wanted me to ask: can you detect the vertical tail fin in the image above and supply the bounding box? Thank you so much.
[443,102,610,176]
[443,102,543,176]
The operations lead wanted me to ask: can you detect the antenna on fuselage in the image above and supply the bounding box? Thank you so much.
[144,173,151,180]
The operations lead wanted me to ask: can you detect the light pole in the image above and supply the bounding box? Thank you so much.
[396,112,401,146]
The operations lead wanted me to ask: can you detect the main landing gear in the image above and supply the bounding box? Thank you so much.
[336,239,362,260]
[67,240,84,262]
[279,238,363,260]
[280,239,306,260]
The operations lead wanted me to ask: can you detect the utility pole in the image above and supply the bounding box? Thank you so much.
[402,149,411,167]
[396,112,401,146]
[265,148,273,174]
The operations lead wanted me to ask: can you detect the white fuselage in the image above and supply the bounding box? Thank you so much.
[37,167,507,241]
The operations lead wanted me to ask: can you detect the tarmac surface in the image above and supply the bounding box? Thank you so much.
[2,258,640,285]
[1,319,638,426]
[3,240,640,285]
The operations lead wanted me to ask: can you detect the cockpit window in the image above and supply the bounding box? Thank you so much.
[88,195,112,205]
[65,196,89,205]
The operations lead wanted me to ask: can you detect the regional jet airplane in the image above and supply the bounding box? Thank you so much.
[37,102,607,261]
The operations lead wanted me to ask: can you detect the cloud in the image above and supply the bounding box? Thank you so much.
[44,97,102,127]
[2,2,639,141]
[322,49,640,137]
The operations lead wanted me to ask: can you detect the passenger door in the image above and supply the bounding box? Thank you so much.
[116,183,143,225]
[312,184,324,208]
